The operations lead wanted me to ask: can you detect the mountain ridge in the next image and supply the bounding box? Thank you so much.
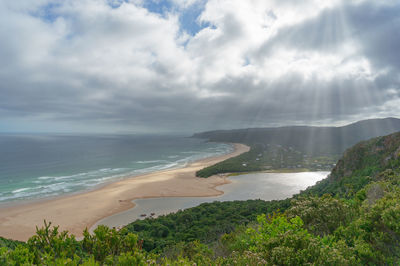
[193,117,400,155]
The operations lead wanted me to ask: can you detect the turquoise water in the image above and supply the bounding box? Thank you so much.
[0,134,233,203]
[93,171,329,230]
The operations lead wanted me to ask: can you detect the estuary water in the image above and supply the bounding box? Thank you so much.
[93,171,329,230]
[0,134,233,203]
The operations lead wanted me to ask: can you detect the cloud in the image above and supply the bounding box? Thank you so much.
[0,0,399,133]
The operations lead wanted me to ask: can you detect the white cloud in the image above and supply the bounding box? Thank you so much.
[0,0,399,132]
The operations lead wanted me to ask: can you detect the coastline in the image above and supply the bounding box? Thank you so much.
[0,143,249,241]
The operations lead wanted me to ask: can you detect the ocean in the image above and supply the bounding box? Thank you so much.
[0,134,233,203]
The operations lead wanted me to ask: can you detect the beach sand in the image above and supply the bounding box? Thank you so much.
[0,143,249,241]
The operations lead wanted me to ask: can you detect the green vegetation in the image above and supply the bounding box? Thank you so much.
[196,145,266,177]
[1,221,156,265]
[3,132,400,264]
[197,144,338,178]
[0,237,23,250]
[124,199,291,252]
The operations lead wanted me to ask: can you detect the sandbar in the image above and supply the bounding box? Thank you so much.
[0,143,249,241]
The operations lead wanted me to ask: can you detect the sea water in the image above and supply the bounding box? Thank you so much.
[0,134,233,203]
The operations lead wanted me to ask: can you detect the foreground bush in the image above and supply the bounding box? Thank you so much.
[1,221,156,265]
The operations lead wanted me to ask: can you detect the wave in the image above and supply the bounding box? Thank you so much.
[38,176,53,180]
[11,187,30,194]
[34,168,131,183]
[135,160,169,164]
[1,182,71,202]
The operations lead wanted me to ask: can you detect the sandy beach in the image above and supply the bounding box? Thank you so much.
[0,143,249,241]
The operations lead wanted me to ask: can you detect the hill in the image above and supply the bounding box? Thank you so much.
[305,130,400,197]
[193,117,400,155]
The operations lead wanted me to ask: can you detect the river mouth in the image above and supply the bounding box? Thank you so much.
[92,171,329,230]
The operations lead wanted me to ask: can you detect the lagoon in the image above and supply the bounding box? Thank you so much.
[93,171,328,230]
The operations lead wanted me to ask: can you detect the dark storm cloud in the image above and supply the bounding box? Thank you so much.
[346,2,400,71]
[204,72,389,126]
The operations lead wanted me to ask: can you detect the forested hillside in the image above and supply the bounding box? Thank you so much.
[2,132,400,264]
[305,131,400,197]
[193,117,400,155]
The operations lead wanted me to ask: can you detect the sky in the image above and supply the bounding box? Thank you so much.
[0,0,399,133]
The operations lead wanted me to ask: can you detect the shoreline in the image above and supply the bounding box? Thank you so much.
[0,143,250,241]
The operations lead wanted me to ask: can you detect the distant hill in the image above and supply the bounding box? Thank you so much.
[193,117,400,155]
